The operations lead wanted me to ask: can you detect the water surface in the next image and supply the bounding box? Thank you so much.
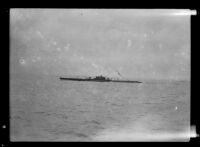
[10,73,190,141]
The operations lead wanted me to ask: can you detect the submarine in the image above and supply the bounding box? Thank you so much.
[59,75,142,83]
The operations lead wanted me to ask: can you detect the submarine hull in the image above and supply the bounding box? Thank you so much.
[59,77,141,83]
[60,77,111,82]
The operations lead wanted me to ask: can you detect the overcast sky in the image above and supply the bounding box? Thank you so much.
[10,9,190,80]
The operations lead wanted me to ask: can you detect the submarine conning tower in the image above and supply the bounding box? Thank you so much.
[94,75,107,80]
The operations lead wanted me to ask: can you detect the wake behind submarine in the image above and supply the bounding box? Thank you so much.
[59,75,142,83]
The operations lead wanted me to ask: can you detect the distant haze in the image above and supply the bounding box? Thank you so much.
[10,9,190,80]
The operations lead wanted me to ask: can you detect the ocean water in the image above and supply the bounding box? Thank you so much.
[10,73,190,141]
